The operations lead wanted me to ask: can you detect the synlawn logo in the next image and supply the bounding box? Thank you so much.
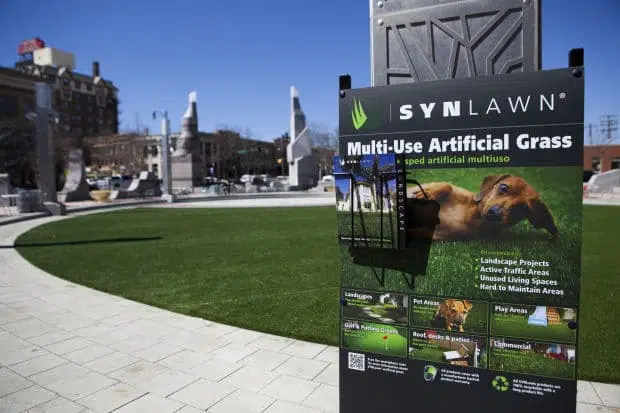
[351,98,368,130]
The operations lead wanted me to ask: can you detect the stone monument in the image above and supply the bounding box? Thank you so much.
[171,91,203,191]
[58,148,91,202]
[110,171,162,199]
[286,86,318,190]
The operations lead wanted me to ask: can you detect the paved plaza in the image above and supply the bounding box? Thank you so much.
[0,199,618,412]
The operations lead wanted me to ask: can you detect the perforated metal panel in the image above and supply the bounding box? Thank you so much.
[370,0,541,86]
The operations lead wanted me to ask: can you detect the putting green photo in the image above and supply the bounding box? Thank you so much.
[342,289,408,325]
[489,338,576,380]
[341,320,408,357]
[410,295,489,335]
[490,304,577,343]
[409,328,488,368]
[339,165,583,307]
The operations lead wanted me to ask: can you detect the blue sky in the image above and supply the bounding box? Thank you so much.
[1,0,618,141]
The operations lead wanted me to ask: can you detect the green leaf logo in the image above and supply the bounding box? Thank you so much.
[352,98,368,130]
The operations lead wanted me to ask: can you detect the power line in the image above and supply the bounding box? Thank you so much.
[599,114,618,144]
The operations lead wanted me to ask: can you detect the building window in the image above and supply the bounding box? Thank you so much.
[611,158,620,170]
[592,157,601,172]
[0,95,18,116]
[74,80,82,90]
[152,164,159,174]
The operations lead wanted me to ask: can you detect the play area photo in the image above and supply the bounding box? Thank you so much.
[490,304,578,343]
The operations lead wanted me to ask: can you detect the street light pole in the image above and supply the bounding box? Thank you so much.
[152,110,174,202]
[35,82,65,215]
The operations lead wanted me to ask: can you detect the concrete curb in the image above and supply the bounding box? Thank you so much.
[65,198,167,213]
[0,212,50,226]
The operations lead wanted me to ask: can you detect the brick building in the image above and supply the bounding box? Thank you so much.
[1,39,119,138]
[583,145,620,173]
[0,67,37,119]
[92,129,337,182]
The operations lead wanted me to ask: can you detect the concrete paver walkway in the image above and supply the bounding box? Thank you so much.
[1,211,619,412]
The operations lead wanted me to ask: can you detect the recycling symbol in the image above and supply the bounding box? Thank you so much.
[492,376,510,392]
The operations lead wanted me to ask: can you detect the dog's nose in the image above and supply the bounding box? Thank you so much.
[487,205,502,218]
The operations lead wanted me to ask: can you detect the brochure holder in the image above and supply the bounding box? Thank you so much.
[334,155,439,288]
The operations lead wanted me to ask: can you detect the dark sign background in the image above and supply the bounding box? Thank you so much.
[339,68,584,163]
[340,350,577,413]
[337,67,584,413]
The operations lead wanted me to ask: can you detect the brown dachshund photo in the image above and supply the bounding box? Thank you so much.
[434,299,473,333]
[407,174,558,240]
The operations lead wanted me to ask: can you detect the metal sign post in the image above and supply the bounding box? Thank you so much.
[154,110,175,202]
[35,83,57,204]
[370,0,541,86]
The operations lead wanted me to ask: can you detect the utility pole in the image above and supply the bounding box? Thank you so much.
[600,115,618,145]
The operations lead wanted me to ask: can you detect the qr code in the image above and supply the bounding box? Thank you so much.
[348,352,365,371]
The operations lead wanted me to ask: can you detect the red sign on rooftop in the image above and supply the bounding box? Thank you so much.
[18,38,45,55]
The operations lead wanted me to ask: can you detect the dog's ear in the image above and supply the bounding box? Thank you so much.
[463,301,473,311]
[444,299,455,309]
[527,198,558,235]
[474,174,511,202]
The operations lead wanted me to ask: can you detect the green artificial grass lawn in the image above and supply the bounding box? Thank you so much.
[14,204,620,383]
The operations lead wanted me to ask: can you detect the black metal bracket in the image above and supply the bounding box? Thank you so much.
[339,74,352,98]
[568,48,584,68]
[335,158,439,289]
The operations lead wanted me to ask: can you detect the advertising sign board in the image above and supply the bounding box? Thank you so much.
[335,67,584,413]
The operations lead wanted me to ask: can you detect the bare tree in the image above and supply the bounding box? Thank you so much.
[307,122,338,150]
[0,116,37,188]
[0,115,86,190]
[88,133,149,176]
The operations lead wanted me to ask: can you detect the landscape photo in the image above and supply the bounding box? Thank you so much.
[342,289,408,325]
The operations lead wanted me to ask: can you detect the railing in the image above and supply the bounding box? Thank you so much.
[0,189,44,216]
